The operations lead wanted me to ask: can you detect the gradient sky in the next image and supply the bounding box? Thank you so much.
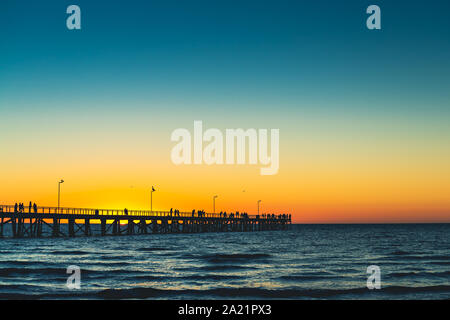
[1,0,449,223]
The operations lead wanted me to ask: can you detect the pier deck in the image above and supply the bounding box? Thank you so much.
[0,205,291,238]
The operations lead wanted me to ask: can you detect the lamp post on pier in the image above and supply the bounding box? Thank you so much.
[257,200,261,216]
[58,179,64,213]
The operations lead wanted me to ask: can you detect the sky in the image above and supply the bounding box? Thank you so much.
[1,0,449,223]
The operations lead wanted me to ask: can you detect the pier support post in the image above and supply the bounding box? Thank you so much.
[101,218,106,236]
[113,219,118,235]
[140,219,147,234]
[68,218,75,237]
[36,219,42,237]
[11,218,17,238]
[127,220,134,235]
[84,219,91,236]
[52,218,59,237]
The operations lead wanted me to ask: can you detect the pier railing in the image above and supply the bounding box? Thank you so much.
[0,204,290,221]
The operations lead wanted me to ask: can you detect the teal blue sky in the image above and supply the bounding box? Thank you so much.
[1,0,449,117]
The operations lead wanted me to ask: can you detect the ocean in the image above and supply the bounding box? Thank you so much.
[0,224,449,299]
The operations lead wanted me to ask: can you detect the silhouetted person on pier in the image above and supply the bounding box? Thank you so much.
[14,203,18,214]
[29,201,32,213]
[170,208,173,216]
[19,203,24,213]
[124,208,128,216]
[192,209,195,217]
[33,203,37,214]
[95,209,99,216]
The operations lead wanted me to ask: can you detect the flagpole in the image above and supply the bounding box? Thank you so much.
[151,186,156,213]
[213,195,218,214]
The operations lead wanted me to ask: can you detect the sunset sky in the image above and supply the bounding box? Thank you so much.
[1,0,449,223]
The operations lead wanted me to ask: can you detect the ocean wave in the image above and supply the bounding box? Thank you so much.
[0,267,124,277]
[278,274,333,281]
[130,275,168,281]
[0,267,67,277]
[49,250,91,255]
[391,250,411,256]
[137,247,173,252]
[92,285,450,299]
[98,255,135,260]
[196,265,258,271]
[384,254,450,261]
[201,253,272,263]
[388,271,450,278]
[181,274,239,281]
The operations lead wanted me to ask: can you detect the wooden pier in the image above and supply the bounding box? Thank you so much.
[0,205,291,238]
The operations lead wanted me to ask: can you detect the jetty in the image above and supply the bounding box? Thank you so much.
[0,205,291,238]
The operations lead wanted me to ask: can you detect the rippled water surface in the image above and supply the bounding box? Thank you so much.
[0,224,449,299]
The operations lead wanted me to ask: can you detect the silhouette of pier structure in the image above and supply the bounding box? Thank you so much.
[0,205,291,238]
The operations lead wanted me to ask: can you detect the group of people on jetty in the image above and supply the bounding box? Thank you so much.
[7,202,38,214]
[1,203,290,221]
[120,208,290,220]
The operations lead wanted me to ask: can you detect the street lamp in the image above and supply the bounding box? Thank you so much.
[151,186,156,212]
[213,195,218,214]
[257,200,262,216]
[58,179,64,213]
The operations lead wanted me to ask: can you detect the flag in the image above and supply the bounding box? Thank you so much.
[152,186,156,192]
